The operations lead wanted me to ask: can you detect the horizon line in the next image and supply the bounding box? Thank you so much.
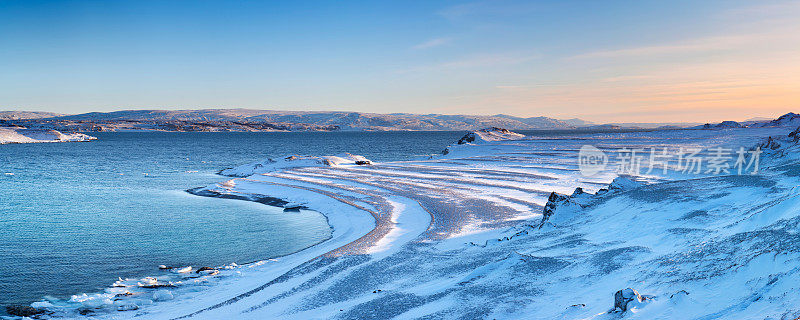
[1,107,790,125]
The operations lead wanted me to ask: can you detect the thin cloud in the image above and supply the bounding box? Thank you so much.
[567,36,750,60]
[439,53,535,68]
[412,38,452,50]
[569,4,800,62]
[397,52,539,74]
[494,85,526,89]
[600,75,654,83]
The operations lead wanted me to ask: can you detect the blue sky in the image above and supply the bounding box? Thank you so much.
[1,0,799,122]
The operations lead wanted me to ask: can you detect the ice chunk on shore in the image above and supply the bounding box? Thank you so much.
[0,127,97,144]
[152,289,174,301]
[219,153,372,177]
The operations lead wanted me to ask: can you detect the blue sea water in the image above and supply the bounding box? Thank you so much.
[0,131,465,311]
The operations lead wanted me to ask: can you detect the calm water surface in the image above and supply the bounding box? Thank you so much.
[0,131,465,310]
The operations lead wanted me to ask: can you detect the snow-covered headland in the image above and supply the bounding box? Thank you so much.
[19,118,800,319]
[0,127,96,144]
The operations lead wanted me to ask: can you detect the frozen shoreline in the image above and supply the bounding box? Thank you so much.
[19,125,800,319]
[0,128,96,144]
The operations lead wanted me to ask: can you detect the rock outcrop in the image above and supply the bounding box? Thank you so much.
[612,288,650,312]
[759,136,782,150]
[6,305,46,317]
[456,127,525,144]
[442,127,525,155]
[539,177,642,228]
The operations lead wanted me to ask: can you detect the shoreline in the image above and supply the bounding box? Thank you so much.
[13,126,799,319]
[3,187,352,319]
[8,177,380,319]
[81,178,383,320]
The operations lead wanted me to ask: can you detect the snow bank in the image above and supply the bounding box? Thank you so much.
[0,127,96,144]
[456,127,525,144]
[218,153,372,177]
[692,121,744,129]
[539,176,643,228]
[441,127,525,156]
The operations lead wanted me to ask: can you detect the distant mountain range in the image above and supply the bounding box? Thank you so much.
[51,109,582,131]
[0,109,749,132]
[0,109,583,132]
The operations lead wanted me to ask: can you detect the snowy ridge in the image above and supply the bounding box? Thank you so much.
[694,112,800,129]
[753,112,800,128]
[692,121,744,129]
[0,111,65,120]
[539,176,643,228]
[27,125,800,319]
[3,109,587,131]
[456,127,526,144]
[442,127,525,155]
[0,127,96,144]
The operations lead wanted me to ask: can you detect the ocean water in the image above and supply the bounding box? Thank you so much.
[0,131,465,311]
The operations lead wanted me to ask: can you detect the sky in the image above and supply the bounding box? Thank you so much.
[1,0,799,123]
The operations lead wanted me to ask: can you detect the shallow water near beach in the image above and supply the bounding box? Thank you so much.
[0,131,472,312]
[1,129,647,313]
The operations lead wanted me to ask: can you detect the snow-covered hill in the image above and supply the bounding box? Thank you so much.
[694,113,800,129]
[456,127,526,144]
[0,127,96,144]
[753,112,800,128]
[0,111,65,120]
[51,109,580,131]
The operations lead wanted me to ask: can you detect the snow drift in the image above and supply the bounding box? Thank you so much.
[0,127,96,144]
[456,127,525,144]
[218,153,372,177]
[443,127,525,155]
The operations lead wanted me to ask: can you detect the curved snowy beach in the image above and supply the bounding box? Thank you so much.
[50,126,800,319]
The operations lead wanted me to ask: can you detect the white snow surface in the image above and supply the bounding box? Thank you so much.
[459,127,526,143]
[0,127,96,144]
[32,126,800,320]
[218,153,372,177]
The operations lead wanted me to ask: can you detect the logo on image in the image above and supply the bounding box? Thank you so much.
[578,145,608,177]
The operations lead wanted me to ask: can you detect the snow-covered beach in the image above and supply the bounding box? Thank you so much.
[19,124,800,319]
[0,127,96,144]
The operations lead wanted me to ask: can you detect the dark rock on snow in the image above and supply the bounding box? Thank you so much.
[196,266,216,273]
[6,305,45,317]
[612,288,649,312]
